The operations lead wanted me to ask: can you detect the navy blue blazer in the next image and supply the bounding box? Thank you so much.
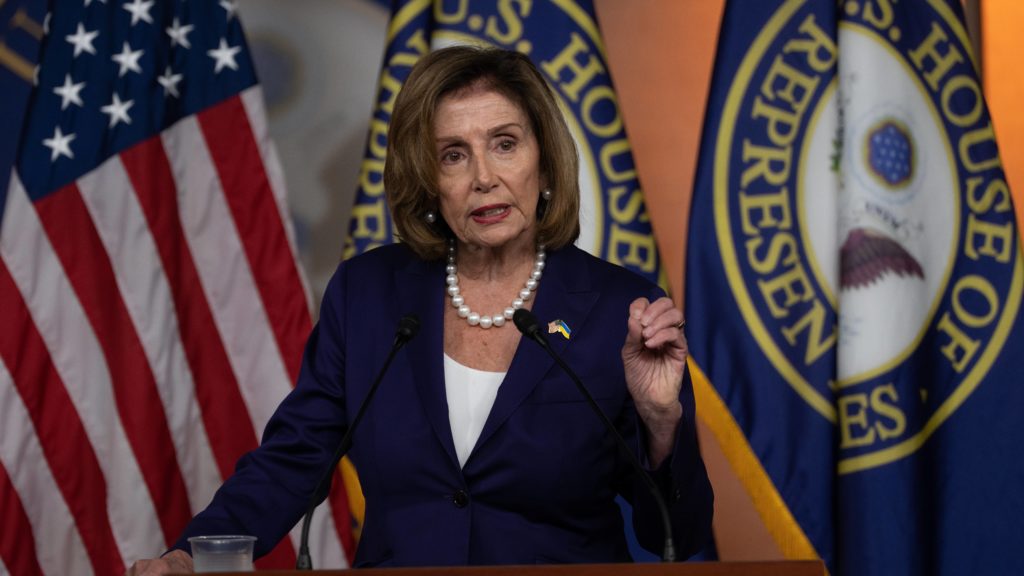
[172,243,713,566]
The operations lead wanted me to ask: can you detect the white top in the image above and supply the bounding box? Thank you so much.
[443,353,505,468]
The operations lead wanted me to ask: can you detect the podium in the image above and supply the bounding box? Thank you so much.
[182,561,825,576]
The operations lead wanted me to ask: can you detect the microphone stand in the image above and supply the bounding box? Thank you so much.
[513,308,677,562]
[295,314,420,570]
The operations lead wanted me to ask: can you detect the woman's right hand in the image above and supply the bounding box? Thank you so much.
[125,549,193,575]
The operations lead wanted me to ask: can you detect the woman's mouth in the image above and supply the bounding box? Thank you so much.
[471,204,510,222]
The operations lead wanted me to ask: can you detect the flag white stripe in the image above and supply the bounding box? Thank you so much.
[0,175,163,565]
[76,156,222,516]
[163,115,294,439]
[0,358,92,576]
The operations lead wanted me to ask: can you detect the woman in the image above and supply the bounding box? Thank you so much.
[128,45,712,574]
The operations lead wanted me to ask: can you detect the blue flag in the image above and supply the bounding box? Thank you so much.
[686,1,1024,574]
[0,0,46,225]
[344,0,664,288]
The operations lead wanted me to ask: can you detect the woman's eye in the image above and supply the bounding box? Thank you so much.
[441,150,463,164]
[498,139,517,152]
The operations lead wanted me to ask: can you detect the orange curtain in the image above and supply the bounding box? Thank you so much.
[982,1,1024,233]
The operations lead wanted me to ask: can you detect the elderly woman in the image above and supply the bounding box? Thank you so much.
[128,45,712,574]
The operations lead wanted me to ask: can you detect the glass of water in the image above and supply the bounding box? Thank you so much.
[188,535,257,572]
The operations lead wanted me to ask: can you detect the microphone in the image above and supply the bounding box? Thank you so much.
[296,313,420,570]
[513,308,677,562]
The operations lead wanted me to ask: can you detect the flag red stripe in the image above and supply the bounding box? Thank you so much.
[0,259,122,575]
[34,186,192,546]
[120,137,260,480]
[0,461,44,576]
[197,97,312,381]
[254,538,298,570]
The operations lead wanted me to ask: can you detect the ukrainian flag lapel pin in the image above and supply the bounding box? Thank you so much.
[547,319,571,340]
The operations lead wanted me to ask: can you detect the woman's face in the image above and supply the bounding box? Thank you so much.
[433,85,544,252]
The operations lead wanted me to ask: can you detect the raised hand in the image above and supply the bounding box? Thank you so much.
[621,296,688,467]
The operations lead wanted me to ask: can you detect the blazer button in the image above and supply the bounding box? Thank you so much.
[453,490,469,508]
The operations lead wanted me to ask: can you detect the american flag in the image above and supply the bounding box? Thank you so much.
[0,1,354,573]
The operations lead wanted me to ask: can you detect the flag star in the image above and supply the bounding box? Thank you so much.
[101,93,134,128]
[219,0,239,20]
[43,126,76,162]
[123,0,155,26]
[65,23,99,58]
[207,38,241,74]
[111,41,144,77]
[84,0,108,5]
[158,66,183,98]
[53,74,86,110]
[166,17,194,49]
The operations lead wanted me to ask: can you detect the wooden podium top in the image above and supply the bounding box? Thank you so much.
[184,560,825,576]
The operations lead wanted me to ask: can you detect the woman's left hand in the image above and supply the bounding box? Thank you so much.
[621,296,688,467]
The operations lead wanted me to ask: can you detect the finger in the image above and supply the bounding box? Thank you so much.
[624,297,649,349]
[644,325,687,352]
[637,296,678,328]
[628,297,651,322]
[642,325,689,352]
[124,560,152,576]
[639,299,685,341]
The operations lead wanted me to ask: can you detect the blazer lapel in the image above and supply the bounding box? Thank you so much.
[394,254,461,470]
[473,247,598,453]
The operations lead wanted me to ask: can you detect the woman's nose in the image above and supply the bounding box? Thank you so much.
[471,155,497,192]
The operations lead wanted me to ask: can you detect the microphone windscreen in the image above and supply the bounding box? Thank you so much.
[512,308,540,338]
[397,314,420,342]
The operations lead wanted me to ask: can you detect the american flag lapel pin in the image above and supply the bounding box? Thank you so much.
[547,319,571,340]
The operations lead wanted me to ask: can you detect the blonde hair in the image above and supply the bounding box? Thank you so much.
[385,45,581,260]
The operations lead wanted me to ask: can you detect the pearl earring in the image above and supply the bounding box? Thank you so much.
[425,210,436,224]
[541,188,552,201]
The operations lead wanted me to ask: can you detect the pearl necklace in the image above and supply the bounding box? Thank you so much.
[445,241,546,329]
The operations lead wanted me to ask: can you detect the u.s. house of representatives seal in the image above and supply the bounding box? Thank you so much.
[714,0,1022,473]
